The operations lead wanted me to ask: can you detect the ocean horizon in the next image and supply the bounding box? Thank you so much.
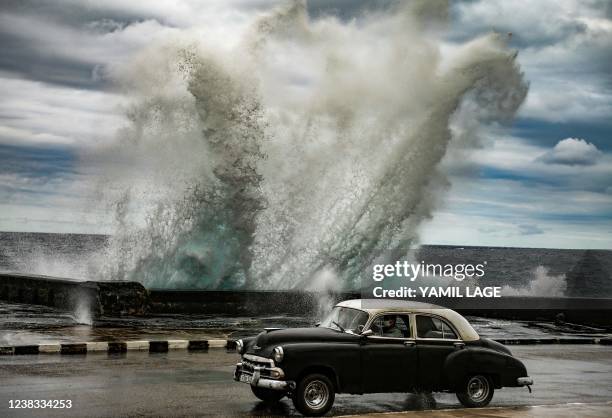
[1,231,610,297]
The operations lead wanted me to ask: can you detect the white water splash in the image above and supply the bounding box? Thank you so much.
[73,298,93,326]
[502,266,567,297]
[91,1,528,290]
[307,266,342,319]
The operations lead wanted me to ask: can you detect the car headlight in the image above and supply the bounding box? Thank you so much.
[272,346,284,363]
[236,339,244,354]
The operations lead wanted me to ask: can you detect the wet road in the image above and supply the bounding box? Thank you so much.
[3,302,610,347]
[0,345,611,417]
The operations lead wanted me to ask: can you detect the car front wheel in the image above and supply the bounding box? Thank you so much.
[292,373,335,416]
[250,386,285,403]
[456,374,494,407]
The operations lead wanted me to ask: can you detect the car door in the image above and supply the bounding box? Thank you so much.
[361,314,417,393]
[414,314,463,390]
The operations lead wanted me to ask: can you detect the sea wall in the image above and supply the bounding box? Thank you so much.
[1,273,611,325]
[0,273,148,316]
[149,289,612,325]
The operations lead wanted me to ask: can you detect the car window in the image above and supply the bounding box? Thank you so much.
[320,307,369,333]
[416,315,458,340]
[369,314,411,338]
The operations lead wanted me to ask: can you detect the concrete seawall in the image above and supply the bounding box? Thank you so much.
[0,273,148,316]
[149,289,612,325]
[2,273,611,325]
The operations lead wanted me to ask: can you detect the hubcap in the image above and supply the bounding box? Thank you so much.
[304,380,329,410]
[467,376,489,402]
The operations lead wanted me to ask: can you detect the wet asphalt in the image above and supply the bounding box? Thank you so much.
[0,345,610,417]
[4,302,611,347]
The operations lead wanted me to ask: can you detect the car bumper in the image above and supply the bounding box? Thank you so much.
[517,376,533,386]
[234,362,296,391]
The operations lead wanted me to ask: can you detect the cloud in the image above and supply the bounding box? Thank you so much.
[449,0,612,124]
[420,177,612,249]
[449,134,612,194]
[538,137,603,166]
[0,0,610,251]
[0,12,181,89]
[519,78,612,123]
[420,208,612,249]
[0,144,112,234]
[451,0,590,47]
[517,223,544,236]
[0,76,126,148]
[427,130,612,248]
[0,143,76,179]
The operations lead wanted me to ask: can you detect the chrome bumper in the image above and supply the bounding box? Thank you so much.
[234,362,295,391]
[517,377,533,386]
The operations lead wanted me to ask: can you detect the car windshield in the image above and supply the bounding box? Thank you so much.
[319,306,369,333]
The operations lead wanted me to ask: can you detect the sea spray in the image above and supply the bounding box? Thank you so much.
[249,2,528,289]
[94,44,267,289]
[93,1,528,290]
[502,266,567,297]
[73,297,93,326]
[307,266,342,319]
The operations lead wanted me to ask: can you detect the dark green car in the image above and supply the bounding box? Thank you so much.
[234,299,533,416]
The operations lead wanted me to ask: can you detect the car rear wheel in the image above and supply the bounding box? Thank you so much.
[292,373,335,416]
[456,374,494,407]
[250,386,285,403]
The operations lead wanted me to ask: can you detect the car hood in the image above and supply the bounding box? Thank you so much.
[246,327,358,355]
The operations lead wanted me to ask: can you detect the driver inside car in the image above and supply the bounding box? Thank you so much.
[381,315,403,337]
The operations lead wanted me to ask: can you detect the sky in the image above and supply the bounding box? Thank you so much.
[0,0,611,249]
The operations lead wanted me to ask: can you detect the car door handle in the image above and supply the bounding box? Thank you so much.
[404,341,416,347]
[454,342,465,349]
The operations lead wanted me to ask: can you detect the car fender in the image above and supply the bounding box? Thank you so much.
[444,347,515,389]
[280,342,360,393]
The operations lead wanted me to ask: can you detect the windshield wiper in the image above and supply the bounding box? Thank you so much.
[332,321,345,332]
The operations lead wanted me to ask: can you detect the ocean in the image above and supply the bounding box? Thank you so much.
[0,231,611,297]
[1,231,611,346]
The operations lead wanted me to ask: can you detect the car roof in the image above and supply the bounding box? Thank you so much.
[338,299,444,311]
[335,299,480,341]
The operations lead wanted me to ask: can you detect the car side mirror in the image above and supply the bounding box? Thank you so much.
[361,329,373,337]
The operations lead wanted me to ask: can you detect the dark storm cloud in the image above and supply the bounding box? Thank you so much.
[0,0,153,29]
[306,0,397,20]
[0,30,105,89]
[0,0,609,245]
[0,1,161,89]
[449,0,589,48]
[0,0,432,91]
[596,0,612,19]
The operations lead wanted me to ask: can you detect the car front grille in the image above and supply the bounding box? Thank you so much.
[241,354,275,376]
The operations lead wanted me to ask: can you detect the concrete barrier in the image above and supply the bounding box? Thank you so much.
[2,337,610,356]
[2,273,611,325]
[148,289,330,315]
[148,289,612,325]
[0,339,233,355]
[0,272,148,316]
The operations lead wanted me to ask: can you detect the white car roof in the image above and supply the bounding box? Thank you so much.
[336,299,480,341]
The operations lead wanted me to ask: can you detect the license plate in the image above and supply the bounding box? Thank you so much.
[239,373,253,384]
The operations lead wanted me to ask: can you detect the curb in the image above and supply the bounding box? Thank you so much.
[493,337,611,345]
[0,339,237,355]
[1,337,610,355]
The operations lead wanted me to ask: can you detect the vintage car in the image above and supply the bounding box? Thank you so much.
[233,299,533,416]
